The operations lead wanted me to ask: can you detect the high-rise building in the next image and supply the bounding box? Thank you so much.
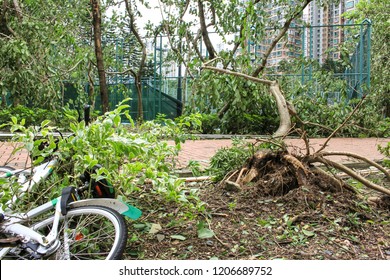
[257,4,303,69]
[305,0,360,63]
[246,0,360,69]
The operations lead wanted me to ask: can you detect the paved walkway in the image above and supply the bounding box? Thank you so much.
[175,137,389,168]
[1,137,388,169]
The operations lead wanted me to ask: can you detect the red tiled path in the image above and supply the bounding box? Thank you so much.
[1,137,389,169]
[174,137,389,168]
[0,142,31,169]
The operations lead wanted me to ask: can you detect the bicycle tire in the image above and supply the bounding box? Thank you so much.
[4,205,128,260]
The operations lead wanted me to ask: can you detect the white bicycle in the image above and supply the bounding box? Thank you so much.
[0,158,142,260]
[0,106,142,260]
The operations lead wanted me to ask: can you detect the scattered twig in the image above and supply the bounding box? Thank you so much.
[378,244,385,259]
[210,212,229,217]
[184,176,211,182]
[318,232,356,256]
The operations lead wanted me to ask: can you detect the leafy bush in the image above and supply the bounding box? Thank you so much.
[378,142,390,168]
[2,102,202,212]
[208,138,281,181]
[0,105,78,130]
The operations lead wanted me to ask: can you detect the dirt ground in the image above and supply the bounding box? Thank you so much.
[1,137,389,260]
[125,171,390,260]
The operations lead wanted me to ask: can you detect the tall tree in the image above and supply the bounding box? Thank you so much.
[0,0,95,109]
[155,0,316,136]
[124,0,147,121]
[91,0,109,113]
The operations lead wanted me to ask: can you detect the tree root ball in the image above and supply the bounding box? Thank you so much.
[223,151,354,197]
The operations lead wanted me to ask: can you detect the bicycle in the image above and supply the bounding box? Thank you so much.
[0,106,142,260]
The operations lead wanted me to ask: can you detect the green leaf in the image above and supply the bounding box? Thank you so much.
[302,229,315,237]
[197,228,215,239]
[170,235,186,241]
[41,120,51,128]
[26,142,34,152]
[133,223,147,229]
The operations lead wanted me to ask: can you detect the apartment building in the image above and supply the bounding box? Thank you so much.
[306,0,360,63]
[254,0,360,68]
[254,2,303,69]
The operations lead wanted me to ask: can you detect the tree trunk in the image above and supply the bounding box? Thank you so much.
[203,66,291,137]
[91,0,109,114]
[87,60,96,109]
[134,76,143,122]
[197,0,216,59]
[1,92,6,107]
[124,0,147,122]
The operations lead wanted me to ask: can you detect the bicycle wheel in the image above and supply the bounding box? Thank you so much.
[3,206,128,260]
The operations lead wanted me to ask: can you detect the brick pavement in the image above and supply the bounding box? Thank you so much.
[0,141,31,169]
[174,137,389,168]
[0,137,388,170]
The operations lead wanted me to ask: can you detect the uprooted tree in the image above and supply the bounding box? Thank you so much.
[151,0,390,203]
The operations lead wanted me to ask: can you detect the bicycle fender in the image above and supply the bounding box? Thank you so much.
[68,199,142,220]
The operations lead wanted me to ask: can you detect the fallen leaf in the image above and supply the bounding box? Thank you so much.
[149,223,162,234]
[198,228,215,239]
[302,229,315,237]
[156,234,165,242]
[170,235,186,241]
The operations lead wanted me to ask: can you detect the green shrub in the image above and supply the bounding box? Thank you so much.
[0,105,78,130]
[2,102,202,213]
[378,142,390,168]
[208,138,281,181]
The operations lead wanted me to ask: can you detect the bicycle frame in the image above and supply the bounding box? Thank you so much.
[0,105,143,259]
[0,158,58,207]
[0,195,142,259]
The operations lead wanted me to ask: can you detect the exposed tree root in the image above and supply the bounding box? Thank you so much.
[220,148,390,200]
[203,61,389,206]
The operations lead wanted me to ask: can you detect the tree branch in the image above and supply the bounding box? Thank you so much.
[157,0,196,78]
[202,65,272,85]
[251,0,312,77]
[202,65,291,137]
[319,151,390,180]
[197,0,216,59]
[124,0,147,120]
[124,0,146,77]
[308,156,390,196]
[12,0,22,21]
[229,0,262,65]
[316,94,366,153]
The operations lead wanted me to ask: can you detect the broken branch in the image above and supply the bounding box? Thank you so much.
[308,156,390,196]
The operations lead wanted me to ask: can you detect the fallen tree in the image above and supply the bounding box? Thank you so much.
[155,0,390,205]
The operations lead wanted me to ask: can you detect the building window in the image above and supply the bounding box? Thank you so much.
[346,1,354,9]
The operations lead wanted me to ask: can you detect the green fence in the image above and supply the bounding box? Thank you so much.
[2,21,371,119]
[265,20,372,103]
[63,79,182,122]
